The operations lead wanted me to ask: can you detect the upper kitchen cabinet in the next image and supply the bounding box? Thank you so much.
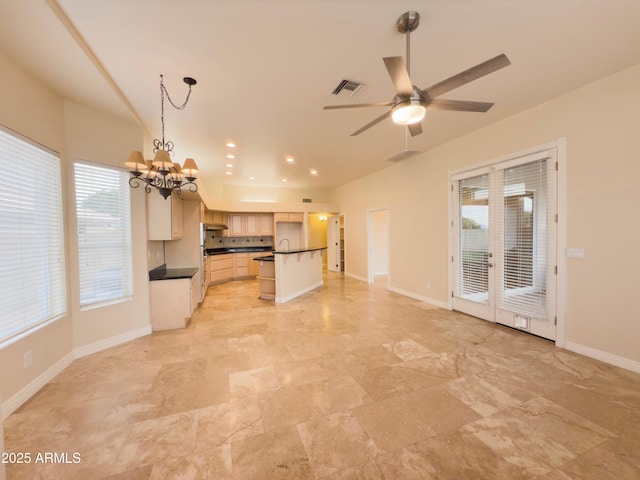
[147,191,183,240]
[228,213,273,236]
[274,212,304,223]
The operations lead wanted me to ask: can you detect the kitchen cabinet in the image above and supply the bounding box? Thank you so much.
[228,213,274,236]
[249,252,265,276]
[150,275,196,330]
[229,214,244,236]
[210,254,234,284]
[147,191,183,240]
[259,214,274,235]
[234,253,250,278]
[274,212,304,223]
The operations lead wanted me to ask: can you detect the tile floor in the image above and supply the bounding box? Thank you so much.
[4,273,640,479]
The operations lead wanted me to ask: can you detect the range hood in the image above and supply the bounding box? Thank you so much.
[205,223,228,231]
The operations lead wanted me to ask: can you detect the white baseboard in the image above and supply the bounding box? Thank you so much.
[2,325,152,419]
[388,286,452,310]
[73,325,151,359]
[564,341,640,374]
[276,281,323,304]
[2,351,74,419]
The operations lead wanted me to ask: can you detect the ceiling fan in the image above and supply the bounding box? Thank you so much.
[323,11,511,137]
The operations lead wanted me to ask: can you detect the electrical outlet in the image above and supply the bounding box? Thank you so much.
[24,350,32,368]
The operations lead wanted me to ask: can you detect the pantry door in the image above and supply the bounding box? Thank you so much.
[451,150,557,340]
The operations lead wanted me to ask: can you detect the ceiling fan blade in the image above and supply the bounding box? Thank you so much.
[426,99,494,112]
[351,110,392,136]
[323,101,392,110]
[383,56,414,97]
[408,122,422,137]
[422,54,511,99]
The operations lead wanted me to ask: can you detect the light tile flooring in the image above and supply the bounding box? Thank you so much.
[4,273,640,479]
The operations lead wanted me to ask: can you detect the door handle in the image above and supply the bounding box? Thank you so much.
[488,262,494,267]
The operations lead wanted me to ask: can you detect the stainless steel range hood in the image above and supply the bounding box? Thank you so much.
[205,223,228,231]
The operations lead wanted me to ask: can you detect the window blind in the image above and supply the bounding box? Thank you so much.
[495,158,553,318]
[455,173,490,303]
[0,128,66,342]
[74,162,133,307]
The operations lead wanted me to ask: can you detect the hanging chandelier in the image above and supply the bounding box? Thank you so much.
[125,74,199,199]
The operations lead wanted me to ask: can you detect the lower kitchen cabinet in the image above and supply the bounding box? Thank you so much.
[150,276,196,331]
[210,254,233,284]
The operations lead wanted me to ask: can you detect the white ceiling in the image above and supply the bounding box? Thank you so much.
[1,0,640,192]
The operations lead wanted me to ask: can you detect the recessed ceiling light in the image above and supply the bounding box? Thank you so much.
[249,176,255,180]
[310,169,318,175]
[226,163,233,168]
[227,154,235,159]
[285,157,295,163]
[226,171,232,175]
[226,142,236,148]
[281,178,288,182]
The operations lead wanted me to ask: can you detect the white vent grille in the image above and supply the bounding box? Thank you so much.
[332,79,366,98]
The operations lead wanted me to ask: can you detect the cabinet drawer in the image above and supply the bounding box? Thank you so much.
[234,266,250,277]
[211,256,233,271]
[211,268,233,282]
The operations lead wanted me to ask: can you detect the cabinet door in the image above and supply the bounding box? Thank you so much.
[229,214,244,236]
[147,192,183,240]
[245,214,259,236]
[274,212,289,222]
[171,194,184,239]
[259,214,273,235]
[289,212,304,223]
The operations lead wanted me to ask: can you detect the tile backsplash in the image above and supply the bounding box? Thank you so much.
[205,233,273,249]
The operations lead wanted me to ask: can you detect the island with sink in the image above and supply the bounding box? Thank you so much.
[254,247,326,303]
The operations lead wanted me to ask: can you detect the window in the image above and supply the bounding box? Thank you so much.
[0,127,66,343]
[74,161,133,308]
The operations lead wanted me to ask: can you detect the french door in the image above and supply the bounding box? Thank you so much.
[451,150,557,340]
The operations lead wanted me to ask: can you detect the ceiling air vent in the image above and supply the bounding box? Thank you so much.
[331,79,366,98]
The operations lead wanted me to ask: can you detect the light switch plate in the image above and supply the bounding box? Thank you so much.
[566,248,585,259]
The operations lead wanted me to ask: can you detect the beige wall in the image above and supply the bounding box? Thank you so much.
[63,102,149,349]
[333,63,640,365]
[0,49,73,408]
[308,213,329,267]
[0,48,150,413]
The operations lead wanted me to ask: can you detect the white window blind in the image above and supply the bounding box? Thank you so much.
[0,128,66,343]
[496,158,553,318]
[74,162,133,308]
[455,173,490,303]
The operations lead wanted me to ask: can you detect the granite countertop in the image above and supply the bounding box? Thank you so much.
[206,246,273,256]
[272,247,327,255]
[253,255,275,262]
[149,265,198,281]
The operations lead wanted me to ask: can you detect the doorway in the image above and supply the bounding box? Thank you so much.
[327,214,345,273]
[450,149,558,340]
[367,208,389,284]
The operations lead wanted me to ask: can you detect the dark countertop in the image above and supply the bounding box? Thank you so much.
[253,255,275,262]
[206,246,273,256]
[149,265,198,281]
[272,247,327,255]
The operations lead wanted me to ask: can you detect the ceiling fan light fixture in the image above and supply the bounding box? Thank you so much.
[391,99,426,125]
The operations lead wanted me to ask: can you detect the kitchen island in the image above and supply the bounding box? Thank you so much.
[253,247,326,303]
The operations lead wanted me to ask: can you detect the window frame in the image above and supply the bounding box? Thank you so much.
[0,125,67,346]
[73,160,134,310]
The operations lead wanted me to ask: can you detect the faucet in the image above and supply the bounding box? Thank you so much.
[278,238,290,251]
